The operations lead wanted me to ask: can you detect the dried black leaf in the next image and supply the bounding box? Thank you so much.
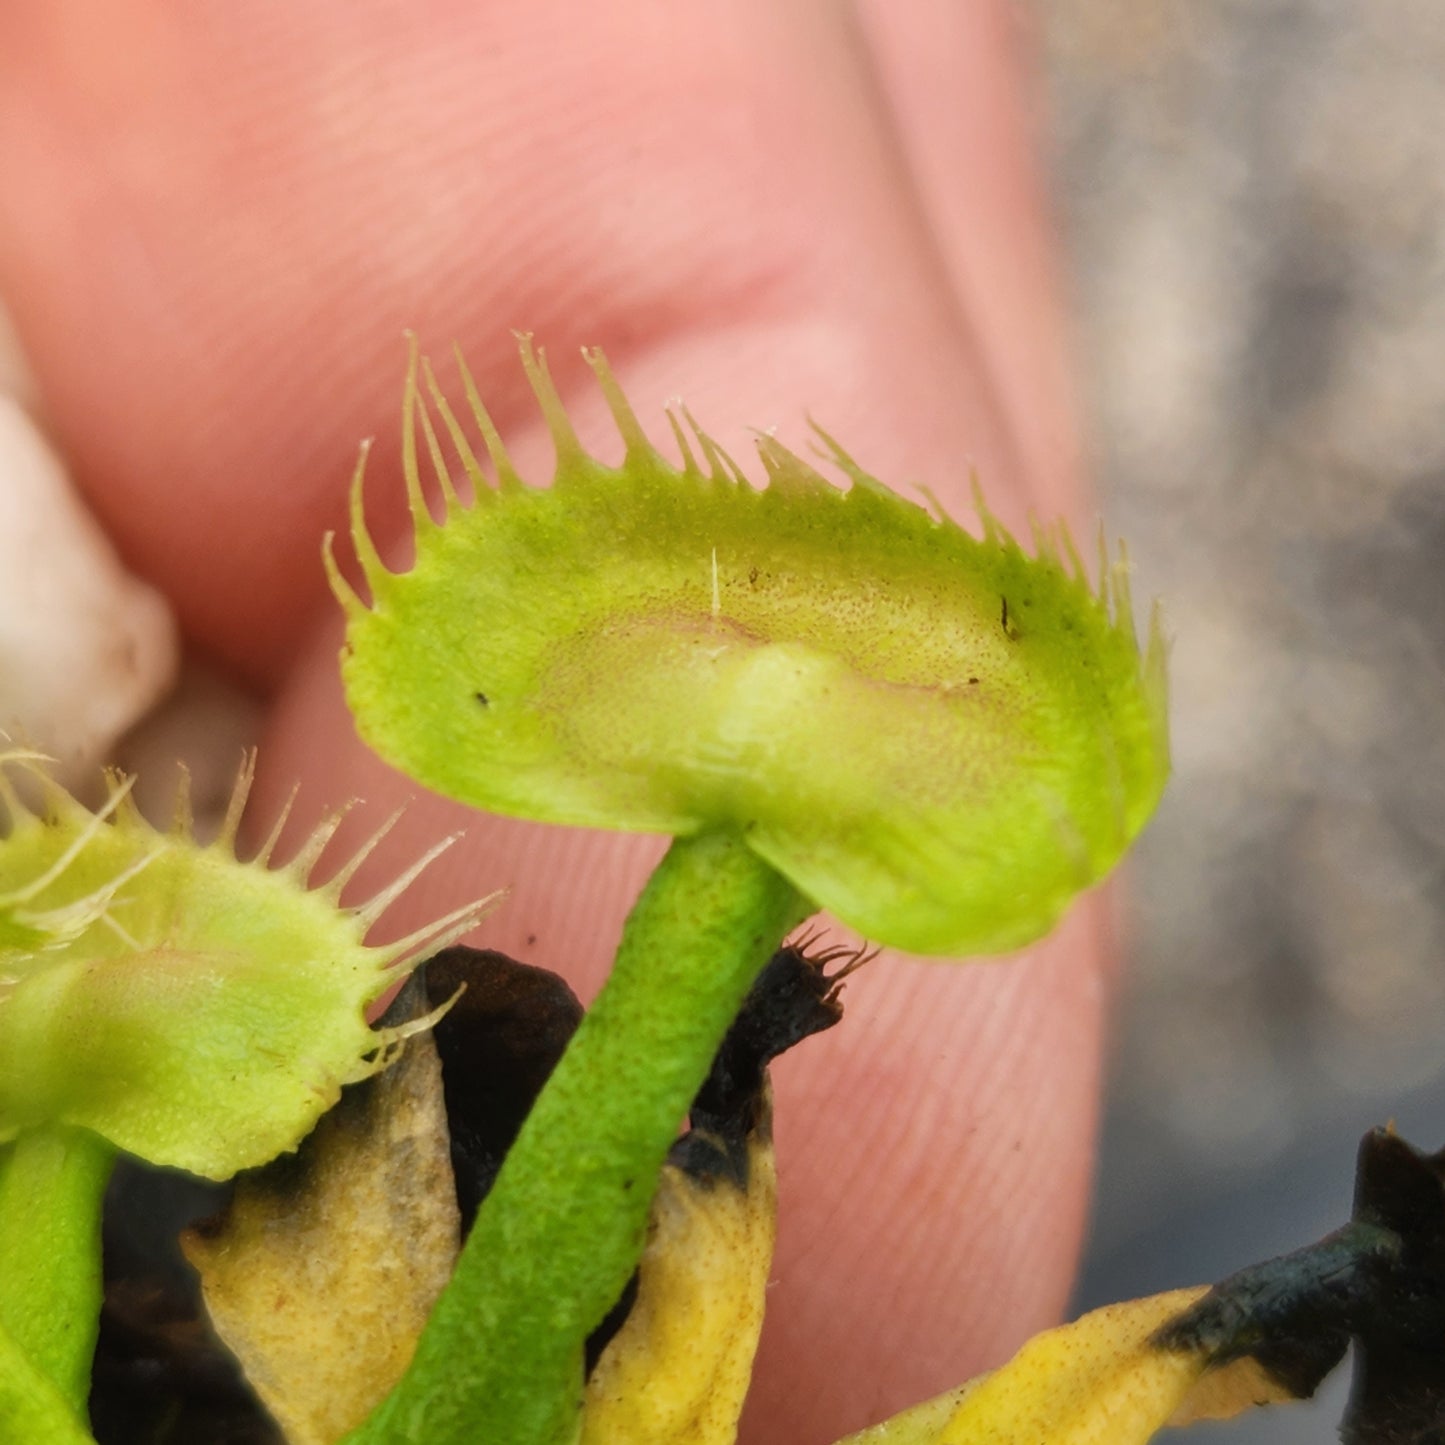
[1341,1128,1445,1445]
[421,946,585,1228]
[670,938,851,1188]
[1148,1126,1445,1443]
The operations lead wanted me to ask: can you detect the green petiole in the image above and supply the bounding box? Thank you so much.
[0,1315,96,1445]
[346,828,810,1443]
[0,1123,113,1427]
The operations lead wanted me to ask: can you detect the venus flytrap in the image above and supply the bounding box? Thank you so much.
[328,339,1170,1444]
[8,336,1434,1444]
[0,749,493,1436]
[0,752,489,1173]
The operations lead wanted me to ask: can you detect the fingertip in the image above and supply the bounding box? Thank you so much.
[744,902,1108,1440]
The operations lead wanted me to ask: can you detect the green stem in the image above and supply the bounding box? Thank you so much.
[348,828,810,1445]
[0,1124,114,1417]
[0,1319,96,1444]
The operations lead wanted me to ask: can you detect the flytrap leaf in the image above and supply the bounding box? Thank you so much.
[330,339,1169,956]
[0,751,492,1178]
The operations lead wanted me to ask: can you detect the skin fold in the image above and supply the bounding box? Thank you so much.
[0,4,1109,1440]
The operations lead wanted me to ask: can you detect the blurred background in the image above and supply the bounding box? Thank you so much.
[1034,4,1445,1438]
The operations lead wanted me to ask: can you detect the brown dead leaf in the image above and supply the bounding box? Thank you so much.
[182,982,458,1445]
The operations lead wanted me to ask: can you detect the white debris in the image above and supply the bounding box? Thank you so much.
[0,392,179,784]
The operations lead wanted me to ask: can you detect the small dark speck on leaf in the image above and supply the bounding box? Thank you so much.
[1001,596,1020,641]
[968,677,980,685]
[749,567,759,585]
[474,691,489,707]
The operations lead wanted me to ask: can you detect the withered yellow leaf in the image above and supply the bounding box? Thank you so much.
[837,1282,1313,1445]
[183,1001,458,1445]
[581,1134,776,1445]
